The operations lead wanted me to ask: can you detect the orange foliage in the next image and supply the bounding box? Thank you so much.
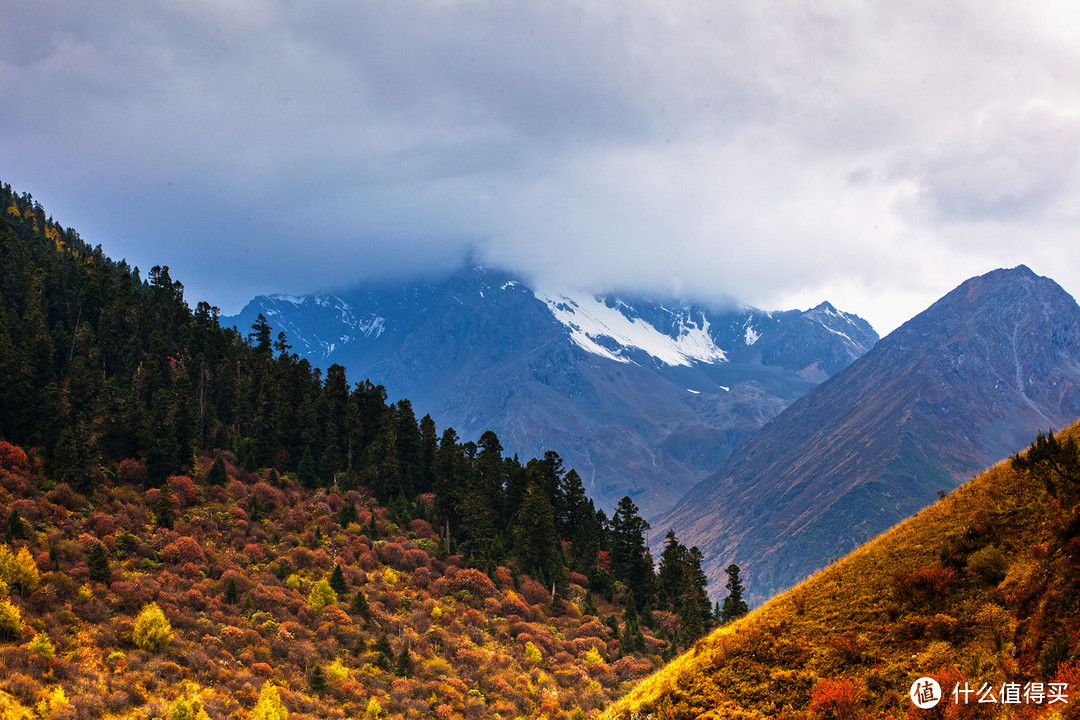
[808,677,867,720]
[0,441,29,473]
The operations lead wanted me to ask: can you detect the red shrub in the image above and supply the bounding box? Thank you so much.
[404,549,430,571]
[87,511,116,537]
[162,536,206,565]
[167,475,198,506]
[492,566,514,590]
[409,519,435,538]
[0,441,29,473]
[449,569,496,598]
[568,571,589,588]
[377,542,407,569]
[519,578,551,606]
[117,458,147,485]
[251,482,283,509]
[809,677,867,720]
[893,565,956,603]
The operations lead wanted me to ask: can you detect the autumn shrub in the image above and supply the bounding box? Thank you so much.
[308,579,337,613]
[377,542,406,569]
[0,545,39,595]
[0,597,23,639]
[893,565,955,604]
[808,677,868,720]
[519,578,550,606]
[1,672,40,703]
[829,632,868,665]
[46,482,80,510]
[0,442,29,474]
[133,603,173,652]
[450,568,496,598]
[966,545,1007,585]
[117,458,147,485]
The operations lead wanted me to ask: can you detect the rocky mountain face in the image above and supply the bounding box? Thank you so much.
[225,267,877,516]
[657,265,1080,603]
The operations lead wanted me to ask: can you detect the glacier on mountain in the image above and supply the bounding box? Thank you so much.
[535,289,728,367]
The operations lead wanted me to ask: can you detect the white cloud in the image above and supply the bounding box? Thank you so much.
[3,1,1080,332]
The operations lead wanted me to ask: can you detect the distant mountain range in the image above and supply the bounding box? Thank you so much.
[225,267,878,516]
[656,265,1080,603]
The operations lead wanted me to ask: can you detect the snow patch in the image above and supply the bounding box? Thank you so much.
[535,290,728,367]
[270,293,307,305]
[720,385,730,392]
[357,316,385,339]
[744,325,759,345]
[686,388,700,394]
[501,281,518,290]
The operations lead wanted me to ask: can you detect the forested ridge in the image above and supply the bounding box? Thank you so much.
[0,182,717,719]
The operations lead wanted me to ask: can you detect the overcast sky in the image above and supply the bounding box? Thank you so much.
[4,1,1080,334]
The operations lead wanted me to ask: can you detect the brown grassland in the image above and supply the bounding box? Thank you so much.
[602,422,1080,720]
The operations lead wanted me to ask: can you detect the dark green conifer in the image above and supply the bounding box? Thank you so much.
[619,592,646,656]
[351,590,373,623]
[206,456,227,486]
[298,447,319,489]
[374,634,393,670]
[395,643,412,677]
[308,663,327,694]
[224,577,239,604]
[88,543,111,583]
[720,563,749,623]
[329,563,347,595]
[156,489,175,530]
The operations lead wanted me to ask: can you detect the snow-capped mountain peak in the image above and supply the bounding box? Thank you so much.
[535,289,728,367]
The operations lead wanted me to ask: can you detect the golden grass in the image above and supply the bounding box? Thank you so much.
[601,423,1080,720]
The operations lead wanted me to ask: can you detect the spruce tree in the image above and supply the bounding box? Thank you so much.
[618,591,646,656]
[225,577,239,604]
[611,496,654,609]
[351,590,373,623]
[395,643,412,677]
[156,489,175,530]
[88,543,111,583]
[719,563,749,623]
[206,456,227,486]
[329,563,347,595]
[308,664,327,694]
[374,634,393,670]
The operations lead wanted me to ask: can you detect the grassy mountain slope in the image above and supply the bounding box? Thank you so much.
[603,423,1080,719]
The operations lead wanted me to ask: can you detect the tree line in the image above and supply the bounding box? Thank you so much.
[0,181,727,649]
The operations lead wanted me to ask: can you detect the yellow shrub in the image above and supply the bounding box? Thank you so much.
[326,658,349,686]
[133,603,173,652]
[34,687,68,719]
[582,646,604,666]
[307,579,337,613]
[251,682,288,720]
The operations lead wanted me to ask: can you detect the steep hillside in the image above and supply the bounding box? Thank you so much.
[0,444,669,720]
[0,181,720,719]
[658,265,1080,603]
[226,272,878,516]
[604,423,1080,719]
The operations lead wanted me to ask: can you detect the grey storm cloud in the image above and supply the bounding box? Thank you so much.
[3,1,1080,333]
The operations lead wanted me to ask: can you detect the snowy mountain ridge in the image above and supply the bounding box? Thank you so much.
[225,266,879,514]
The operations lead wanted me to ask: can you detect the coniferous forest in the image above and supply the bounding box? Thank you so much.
[0,182,717,719]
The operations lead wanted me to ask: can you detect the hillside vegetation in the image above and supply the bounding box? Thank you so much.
[603,424,1080,719]
[0,443,670,719]
[0,182,717,719]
